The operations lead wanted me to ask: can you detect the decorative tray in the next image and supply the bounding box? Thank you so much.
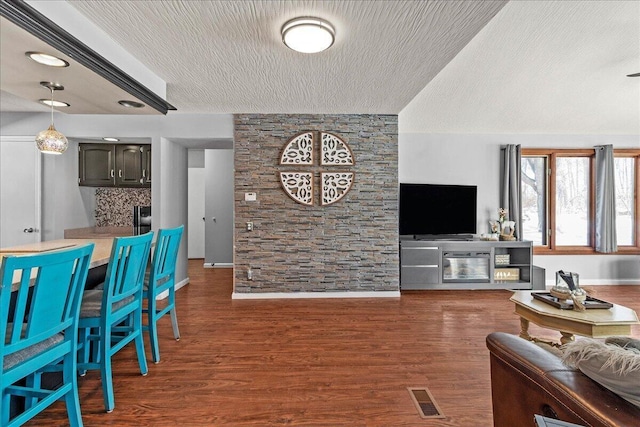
[532,292,613,310]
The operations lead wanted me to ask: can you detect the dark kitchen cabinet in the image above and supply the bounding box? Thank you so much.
[78,144,115,186]
[115,145,143,186]
[141,145,151,185]
[79,143,151,187]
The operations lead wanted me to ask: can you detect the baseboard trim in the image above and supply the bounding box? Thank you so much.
[544,279,640,287]
[231,290,401,300]
[203,263,233,269]
[157,278,190,300]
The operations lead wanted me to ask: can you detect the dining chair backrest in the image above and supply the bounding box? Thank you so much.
[143,225,183,363]
[102,233,153,316]
[77,233,152,413]
[1,244,94,427]
[149,225,183,294]
[1,244,95,365]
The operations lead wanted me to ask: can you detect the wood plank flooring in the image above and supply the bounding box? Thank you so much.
[31,260,640,426]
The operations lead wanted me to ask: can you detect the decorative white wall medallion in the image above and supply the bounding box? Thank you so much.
[321,132,354,165]
[278,131,355,206]
[321,172,355,206]
[279,172,313,206]
[279,132,313,165]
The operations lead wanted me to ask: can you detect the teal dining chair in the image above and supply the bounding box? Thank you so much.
[77,232,152,413]
[1,243,94,427]
[143,225,184,363]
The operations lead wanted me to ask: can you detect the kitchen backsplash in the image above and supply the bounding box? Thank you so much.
[95,188,151,226]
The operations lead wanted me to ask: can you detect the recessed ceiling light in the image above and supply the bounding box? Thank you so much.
[26,51,69,67]
[118,100,145,108]
[103,137,120,142]
[39,99,70,107]
[282,17,335,53]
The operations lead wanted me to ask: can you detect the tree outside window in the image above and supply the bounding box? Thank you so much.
[521,148,639,254]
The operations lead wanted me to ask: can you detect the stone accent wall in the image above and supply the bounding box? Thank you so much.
[95,188,151,226]
[234,114,399,294]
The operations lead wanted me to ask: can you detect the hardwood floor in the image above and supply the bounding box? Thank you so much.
[31,260,640,426]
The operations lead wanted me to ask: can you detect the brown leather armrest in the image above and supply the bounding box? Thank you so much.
[486,332,640,427]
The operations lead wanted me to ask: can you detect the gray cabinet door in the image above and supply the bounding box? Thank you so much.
[115,145,143,187]
[79,144,115,186]
[116,145,143,187]
[141,145,151,185]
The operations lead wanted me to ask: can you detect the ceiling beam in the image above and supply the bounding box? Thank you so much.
[1,0,176,115]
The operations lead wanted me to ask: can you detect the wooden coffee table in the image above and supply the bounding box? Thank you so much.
[510,291,639,345]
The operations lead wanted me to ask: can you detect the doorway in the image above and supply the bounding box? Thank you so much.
[187,148,233,267]
[0,136,41,248]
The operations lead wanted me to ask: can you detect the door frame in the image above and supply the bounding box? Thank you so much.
[0,136,41,246]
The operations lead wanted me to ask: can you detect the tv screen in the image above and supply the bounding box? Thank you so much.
[399,183,477,236]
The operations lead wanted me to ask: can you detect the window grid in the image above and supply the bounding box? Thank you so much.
[522,148,640,255]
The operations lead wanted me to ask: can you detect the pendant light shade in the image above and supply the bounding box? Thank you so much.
[36,124,68,155]
[37,82,68,155]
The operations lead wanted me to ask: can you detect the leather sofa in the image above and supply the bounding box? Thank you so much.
[486,332,640,427]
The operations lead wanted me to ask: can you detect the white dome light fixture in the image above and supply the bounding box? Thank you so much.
[282,17,335,54]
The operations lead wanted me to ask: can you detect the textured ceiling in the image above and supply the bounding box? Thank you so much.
[2,1,637,135]
[400,0,640,134]
[68,0,507,114]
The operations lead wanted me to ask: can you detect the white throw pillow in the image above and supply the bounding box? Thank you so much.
[561,338,640,408]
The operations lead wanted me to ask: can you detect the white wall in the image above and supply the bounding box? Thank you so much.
[1,112,234,285]
[41,139,96,240]
[399,133,640,285]
[158,137,189,281]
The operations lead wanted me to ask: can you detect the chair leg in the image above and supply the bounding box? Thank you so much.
[100,327,115,413]
[77,327,90,376]
[63,352,83,427]
[91,327,101,364]
[1,389,11,426]
[135,315,150,375]
[24,372,41,409]
[169,289,181,341]
[147,296,161,363]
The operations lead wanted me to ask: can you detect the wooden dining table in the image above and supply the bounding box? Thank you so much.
[1,238,115,291]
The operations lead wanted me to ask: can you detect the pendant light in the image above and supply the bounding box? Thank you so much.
[35,82,68,155]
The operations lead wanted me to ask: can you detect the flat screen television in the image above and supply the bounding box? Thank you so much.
[399,183,477,237]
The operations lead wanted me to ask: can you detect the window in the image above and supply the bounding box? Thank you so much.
[521,148,640,254]
[521,157,547,246]
[555,156,590,246]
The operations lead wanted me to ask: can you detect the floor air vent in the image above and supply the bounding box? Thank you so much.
[407,387,445,419]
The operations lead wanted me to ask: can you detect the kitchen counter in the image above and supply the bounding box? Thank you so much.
[64,226,133,239]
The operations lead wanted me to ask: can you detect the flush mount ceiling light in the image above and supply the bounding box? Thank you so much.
[118,100,145,108]
[103,137,120,142]
[35,81,68,155]
[282,17,335,53]
[25,51,69,67]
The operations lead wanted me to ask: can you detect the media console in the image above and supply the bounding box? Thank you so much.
[400,237,545,291]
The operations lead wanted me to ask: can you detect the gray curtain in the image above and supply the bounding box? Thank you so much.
[501,144,522,240]
[595,145,617,253]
